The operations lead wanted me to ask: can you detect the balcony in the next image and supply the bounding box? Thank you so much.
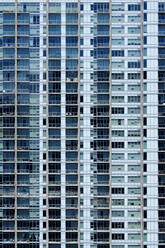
[94,203,109,208]
[66,216,78,220]
[66,204,78,208]
[66,191,78,196]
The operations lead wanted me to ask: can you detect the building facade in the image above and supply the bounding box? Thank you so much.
[0,0,163,247]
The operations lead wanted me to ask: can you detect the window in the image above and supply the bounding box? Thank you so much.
[144,13,147,21]
[128,61,140,68]
[112,26,124,34]
[93,3,109,12]
[33,15,39,24]
[112,246,124,248]
[94,48,109,58]
[112,4,124,11]
[49,25,61,35]
[66,2,78,12]
[80,4,84,11]
[112,130,124,137]
[144,36,147,44]
[112,165,124,172]
[128,142,140,149]
[128,73,140,80]
[112,108,124,114]
[112,142,124,148]
[97,14,109,24]
[128,130,140,137]
[128,84,140,92]
[48,37,61,47]
[128,15,140,23]
[128,38,140,45]
[97,25,109,35]
[159,3,165,11]
[66,14,78,24]
[111,119,124,126]
[66,37,78,47]
[128,233,140,241]
[112,84,124,91]
[128,96,140,103]
[112,199,124,206]
[112,38,124,46]
[112,188,124,194]
[112,61,124,69]
[80,50,83,57]
[128,26,140,34]
[112,50,124,56]
[94,37,109,47]
[112,211,124,217]
[128,4,140,11]
[112,73,124,80]
[128,108,140,115]
[49,14,61,24]
[3,13,15,24]
[112,15,124,23]
[112,233,124,240]
[66,25,78,35]
[128,188,140,194]
[112,222,124,228]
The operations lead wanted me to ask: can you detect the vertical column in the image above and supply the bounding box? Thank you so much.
[16,2,40,247]
[109,0,112,247]
[0,3,16,247]
[46,1,49,247]
[14,1,18,247]
[39,2,44,248]
[78,1,81,248]
[140,0,144,247]
[65,2,79,248]
[82,2,92,248]
[61,1,66,247]
[147,1,158,246]
[46,1,62,247]
[158,1,165,246]
[91,2,111,248]
[126,1,144,247]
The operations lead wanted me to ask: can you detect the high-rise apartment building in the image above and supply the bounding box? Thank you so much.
[0,0,164,247]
